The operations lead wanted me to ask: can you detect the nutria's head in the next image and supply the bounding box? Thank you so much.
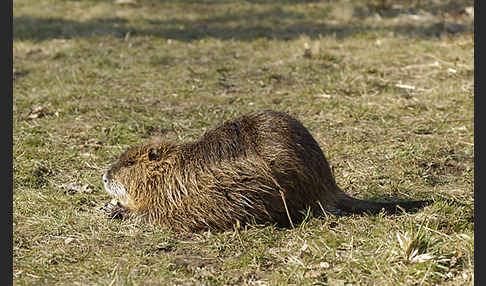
[102,142,177,211]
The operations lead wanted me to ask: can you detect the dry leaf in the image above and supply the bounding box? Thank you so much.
[303,42,312,58]
[319,261,330,268]
[395,84,415,90]
[410,253,433,263]
[314,93,332,99]
[59,183,95,194]
[115,0,136,4]
[460,7,474,18]
[64,237,75,244]
[27,105,53,120]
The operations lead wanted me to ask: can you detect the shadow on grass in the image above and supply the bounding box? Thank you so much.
[13,5,472,42]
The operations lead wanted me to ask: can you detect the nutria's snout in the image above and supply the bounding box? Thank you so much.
[102,171,121,197]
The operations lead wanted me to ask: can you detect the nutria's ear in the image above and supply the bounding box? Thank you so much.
[148,147,161,161]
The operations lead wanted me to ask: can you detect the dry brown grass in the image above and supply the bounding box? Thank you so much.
[14,0,473,285]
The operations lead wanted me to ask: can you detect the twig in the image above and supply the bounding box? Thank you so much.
[280,190,294,229]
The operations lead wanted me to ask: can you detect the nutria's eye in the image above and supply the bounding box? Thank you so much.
[126,161,135,166]
[148,148,161,161]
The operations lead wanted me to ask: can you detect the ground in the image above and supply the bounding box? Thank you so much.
[13,0,474,285]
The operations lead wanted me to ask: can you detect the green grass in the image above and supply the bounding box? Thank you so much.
[13,0,473,285]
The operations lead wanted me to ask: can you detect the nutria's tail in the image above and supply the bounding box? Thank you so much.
[336,192,432,215]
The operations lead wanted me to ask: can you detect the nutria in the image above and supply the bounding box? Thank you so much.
[102,110,431,231]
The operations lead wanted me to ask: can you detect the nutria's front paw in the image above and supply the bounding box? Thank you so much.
[101,199,128,220]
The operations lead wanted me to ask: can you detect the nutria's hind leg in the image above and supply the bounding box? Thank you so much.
[101,200,130,220]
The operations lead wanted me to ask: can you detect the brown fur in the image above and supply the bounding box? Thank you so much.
[103,110,431,232]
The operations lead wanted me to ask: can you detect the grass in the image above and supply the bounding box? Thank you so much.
[13,0,474,285]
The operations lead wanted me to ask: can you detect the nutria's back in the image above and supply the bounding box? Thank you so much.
[103,110,431,231]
